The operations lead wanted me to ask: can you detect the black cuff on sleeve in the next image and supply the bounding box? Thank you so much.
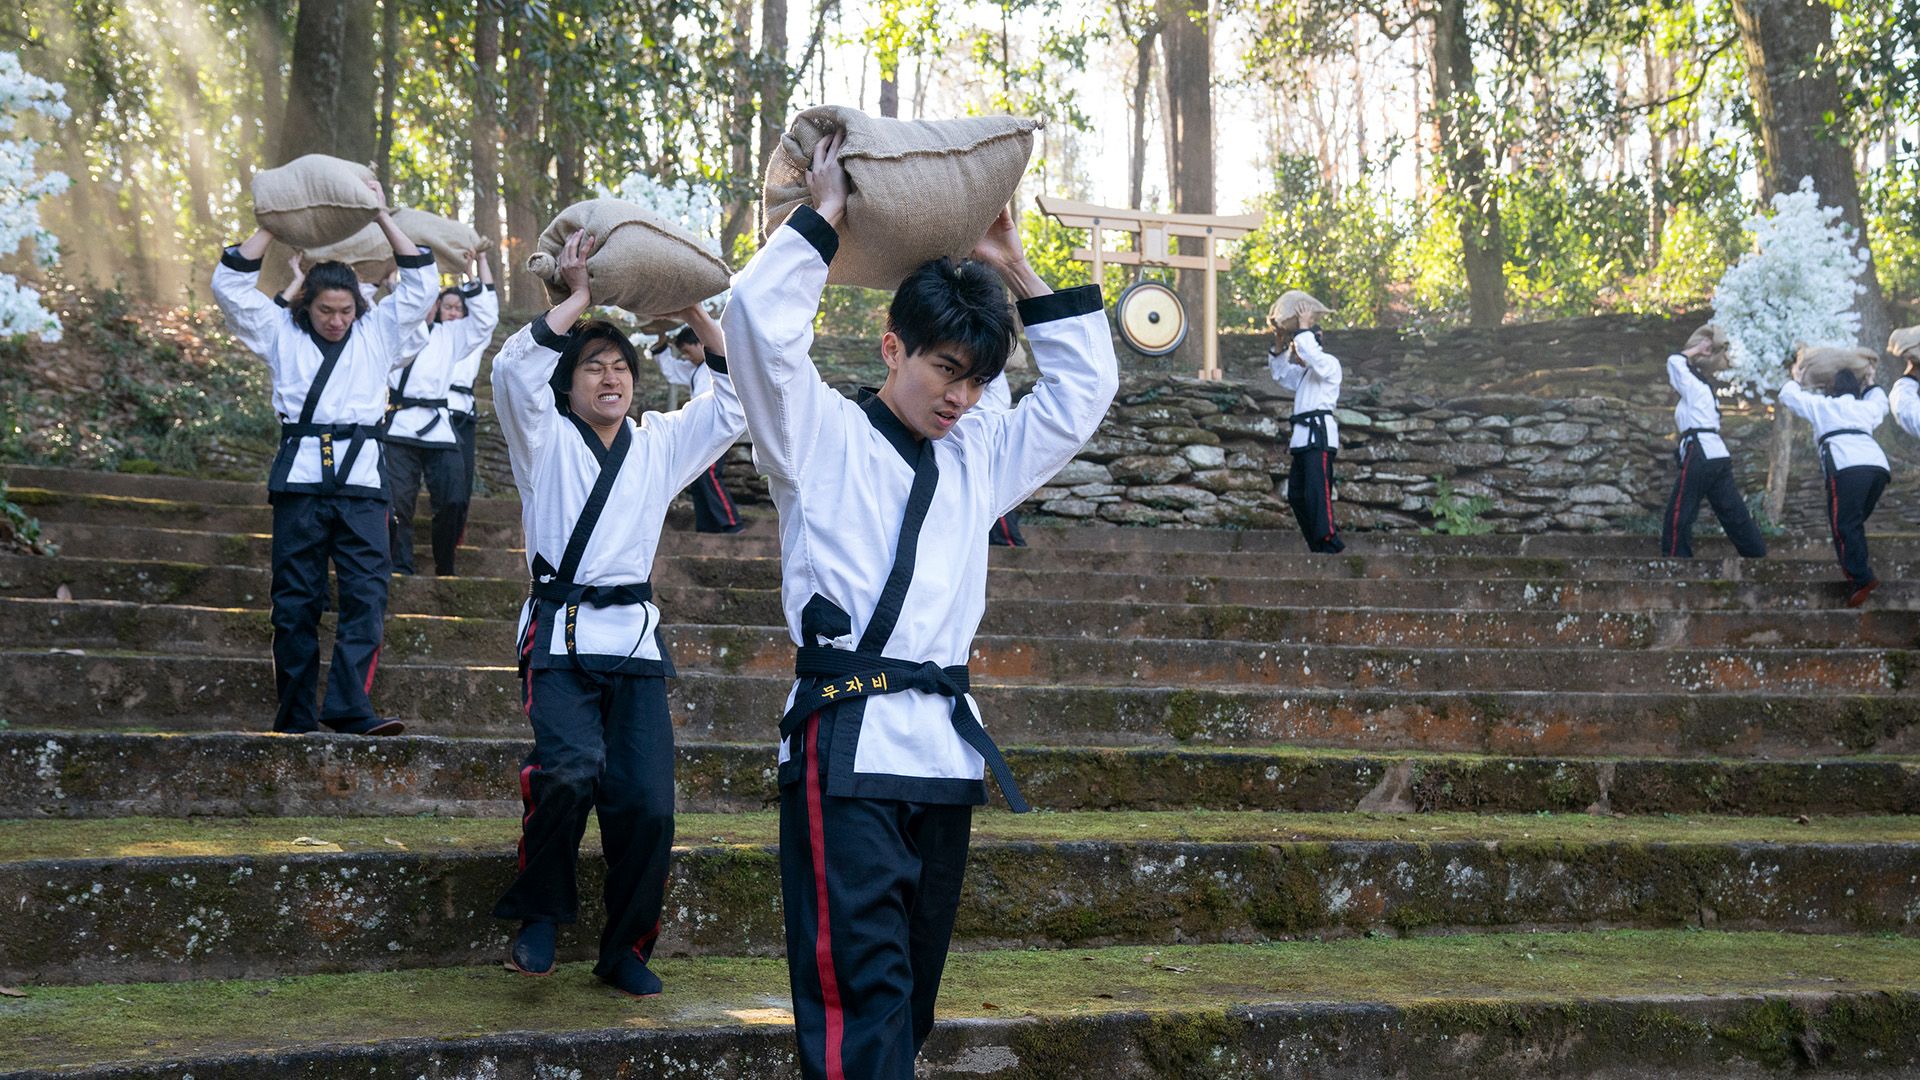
[394,246,435,270]
[530,313,573,352]
[1016,283,1104,326]
[221,246,264,273]
[459,281,484,297]
[273,295,290,308]
[703,349,727,374]
[787,205,840,265]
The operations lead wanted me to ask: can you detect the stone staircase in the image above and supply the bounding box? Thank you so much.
[0,462,1916,1078]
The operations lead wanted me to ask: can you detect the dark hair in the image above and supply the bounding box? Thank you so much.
[886,257,1015,383]
[548,319,639,413]
[672,325,700,348]
[292,261,369,331]
[429,287,468,325]
[1832,369,1863,398]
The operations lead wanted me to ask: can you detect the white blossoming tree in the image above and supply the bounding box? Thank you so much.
[0,51,71,343]
[1710,177,1870,520]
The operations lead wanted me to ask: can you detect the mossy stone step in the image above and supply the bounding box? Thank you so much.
[8,731,1915,819]
[8,597,1914,693]
[4,933,1918,1077]
[7,651,1916,758]
[12,555,1920,647]
[6,811,1918,982]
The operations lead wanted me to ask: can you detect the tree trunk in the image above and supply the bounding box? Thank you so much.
[502,18,550,309]
[757,0,790,182]
[279,0,378,166]
[472,2,502,284]
[1158,0,1213,369]
[1763,406,1796,526]
[375,0,399,189]
[1428,0,1505,326]
[1128,26,1159,212]
[1729,0,1890,357]
[879,73,898,117]
[245,2,289,179]
[721,0,758,257]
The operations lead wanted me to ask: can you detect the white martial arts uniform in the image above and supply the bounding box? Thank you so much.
[492,315,746,673]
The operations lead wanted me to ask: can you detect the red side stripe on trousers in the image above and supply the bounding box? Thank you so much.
[362,645,381,694]
[1667,449,1692,556]
[516,763,538,872]
[1321,451,1338,542]
[804,714,846,1079]
[708,466,738,526]
[1829,471,1847,572]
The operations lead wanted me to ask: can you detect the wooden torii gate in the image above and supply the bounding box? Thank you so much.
[1036,195,1264,381]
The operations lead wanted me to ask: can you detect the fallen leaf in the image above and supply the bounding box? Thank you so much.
[0,987,26,998]
[55,584,72,601]
[383,837,406,849]
[981,1001,999,1010]
[291,836,330,846]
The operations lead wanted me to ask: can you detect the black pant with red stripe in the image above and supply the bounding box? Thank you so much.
[780,716,973,1079]
[686,459,746,533]
[987,510,1027,547]
[1661,445,1767,559]
[268,493,389,732]
[492,666,677,979]
[1826,464,1889,588]
[1286,447,1344,553]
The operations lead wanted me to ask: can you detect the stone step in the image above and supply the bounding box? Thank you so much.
[9,732,1914,819]
[8,598,1914,694]
[7,651,1912,757]
[14,462,1920,562]
[5,811,1914,983]
[11,552,1916,620]
[5,933,1917,1078]
[29,494,1918,582]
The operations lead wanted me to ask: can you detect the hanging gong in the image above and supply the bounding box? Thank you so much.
[1116,281,1187,356]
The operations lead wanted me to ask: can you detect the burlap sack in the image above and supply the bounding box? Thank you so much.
[1268,290,1333,331]
[761,105,1042,290]
[1888,325,1920,360]
[255,230,397,297]
[1684,323,1731,374]
[252,155,383,249]
[526,198,732,316]
[392,208,484,273]
[1793,345,1878,393]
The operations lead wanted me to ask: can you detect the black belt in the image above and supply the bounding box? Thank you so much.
[781,645,1028,813]
[1818,427,1872,476]
[526,574,653,669]
[390,395,448,409]
[277,421,376,493]
[1291,409,1333,451]
[450,384,474,395]
[1677,426,1718,457]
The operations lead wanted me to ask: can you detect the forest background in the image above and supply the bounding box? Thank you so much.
[1,0,1916,349]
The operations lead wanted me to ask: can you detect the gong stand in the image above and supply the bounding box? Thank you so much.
[1036,195,1264,381]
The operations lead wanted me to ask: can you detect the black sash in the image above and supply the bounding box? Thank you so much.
[526,418,646,668]
[272,333,373,494]
[1291,409,1334,451]
[777,435,1030,813]
[1677,425,1718,460]
[1818,427,1872,476]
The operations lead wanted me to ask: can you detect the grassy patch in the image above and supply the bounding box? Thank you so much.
[5,809,1916,862]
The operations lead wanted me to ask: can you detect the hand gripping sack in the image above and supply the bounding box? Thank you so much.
[1888,325,1920,361]
[252,154,383,249]
[526,198,732,317]
[761,105,1042,290]
[256,230,394,298]
[1792,344,1878,393]
[1268,290,1333,331]
[1684,323,1731,375]
[392,208,486,274]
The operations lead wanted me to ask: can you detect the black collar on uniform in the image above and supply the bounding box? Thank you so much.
[857,387,922,466]
[565,410,629,466]
[307,324,351,362]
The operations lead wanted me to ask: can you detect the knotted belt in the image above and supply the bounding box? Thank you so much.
[1290,408,1334,451]
[780,645,1028,813]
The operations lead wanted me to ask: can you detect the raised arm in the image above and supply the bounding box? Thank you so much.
[1893,370,1920,437]
[963,206,1119,518]
[211,229,292,359]
[649,304,747,491]
[1777,379,1816,421]
[489,319,568,497]
[1293,328,1342,382]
